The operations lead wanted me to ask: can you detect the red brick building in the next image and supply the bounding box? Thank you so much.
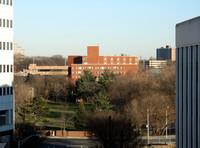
[68,46,138,81]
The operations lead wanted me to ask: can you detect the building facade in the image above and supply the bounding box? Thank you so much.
[68,46,138,81]
[23,64,68,76]
[156,45,176,61]
[176,16,200,148]
[0,0,14,147]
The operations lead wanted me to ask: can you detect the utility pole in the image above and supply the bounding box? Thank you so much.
[147,109,149,143]
[166,106,169,138]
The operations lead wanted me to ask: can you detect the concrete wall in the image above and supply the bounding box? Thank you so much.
[176,16,200,47]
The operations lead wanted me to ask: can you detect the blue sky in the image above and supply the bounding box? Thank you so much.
[14,0,200,59]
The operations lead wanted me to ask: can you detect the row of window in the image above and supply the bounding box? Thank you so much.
[83,62,137,65]
[73,66,126,70]
[0,65,13,73]
[0,42,13,50]
[73,71,126,75]
[82,57,138,62]
[0,0,13,6]
[0,19,13,28]
[0,87,13,96]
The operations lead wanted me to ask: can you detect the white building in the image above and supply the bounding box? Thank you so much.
[0,0,14,147]
[149,59,167,69]
[176,16,200,148]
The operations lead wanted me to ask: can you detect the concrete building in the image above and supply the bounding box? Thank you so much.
[23,64,68,76]
[0,1,14,147]
[176,16,200,148]
[156,45,176,61]
[14,43,24,61]
[68,46,138,81]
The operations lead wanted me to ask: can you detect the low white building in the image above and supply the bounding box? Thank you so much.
[0,1,14,147]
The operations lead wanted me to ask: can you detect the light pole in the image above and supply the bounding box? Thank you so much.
[166,106,169,138]
[18,134,43,148]
[147,109,149,143]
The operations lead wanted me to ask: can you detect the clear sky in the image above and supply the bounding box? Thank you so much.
[14,0,200,59]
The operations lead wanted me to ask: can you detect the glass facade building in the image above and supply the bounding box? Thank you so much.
[176,16,200,148]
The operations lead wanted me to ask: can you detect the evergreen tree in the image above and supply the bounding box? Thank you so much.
[74,102,87,130]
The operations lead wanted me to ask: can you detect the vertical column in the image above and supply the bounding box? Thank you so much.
[183,47,188,148]
[188,46,192,148]
[176,47,179,148]
[198,45,200,148]
[193,45,197,148]
[179,48,183,148]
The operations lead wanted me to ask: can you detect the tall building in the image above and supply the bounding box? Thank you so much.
[176,16,200,148]
[156,45,176,61]
[0,0,14,147]
[68,46,138,81]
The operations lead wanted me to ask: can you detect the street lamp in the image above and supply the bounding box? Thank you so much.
[147,109,149,143]
[166,106,169,138]
[18,134,43,148]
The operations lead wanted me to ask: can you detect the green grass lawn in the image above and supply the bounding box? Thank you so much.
[43,101,91,131]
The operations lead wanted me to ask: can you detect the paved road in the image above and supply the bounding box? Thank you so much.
[38,137,100,148]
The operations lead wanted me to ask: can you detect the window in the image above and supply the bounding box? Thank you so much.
[78,71,81,74]
[78,67,82,70]
[10,42,12,50]
[124,72,126,74]
[117,62,119,64]
[6,87,9,95]
[124,67,126,70]
[83,58,87,61]
[7,65,9,72]
[3,88,5,95]
[3,19,5,27]
[111,58,113,61]
[0,42,1,50]
[0,19,1,27]
[3,42,5,50]
[104,62,106,64]
[117,58,119,61]
[104,58,106,61]
[7,42,9,50]
[7,20,9,27]
[101,67,104,69]
[88,67,92,69]
[0,65,1,72]
[72,67,74,70]
[6,0,9,5]
[10,87,13,95]
[129,58,132,61]
[3,65,5,72]
[0,0,1,4]
[0,88,2,96]
[10,0,12,6]
[10,65,12,72]
[3,0,5,4]
[10,20,12,28]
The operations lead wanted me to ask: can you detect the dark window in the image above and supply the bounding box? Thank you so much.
[0,65,2,72]
[7,20,9,27]
[10,20,12,28]
[7,42,9,50]
[7,65,9,72]
[3,65,5,73]
[10,65,12,72]
[0,0,1,4]
[6,87,9,95]
[3,88,6,95]
[3,19,5,27]
[10,0,12,6]
[10,87,13,95]
[6,0,8,5]
[0,88,2,96]
[0,42,1,50]
[10,42,12,50]
[3,42,5,50]
[3,0,5,4]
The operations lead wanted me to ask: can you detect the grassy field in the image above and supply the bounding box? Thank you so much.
[43,101,91,131]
